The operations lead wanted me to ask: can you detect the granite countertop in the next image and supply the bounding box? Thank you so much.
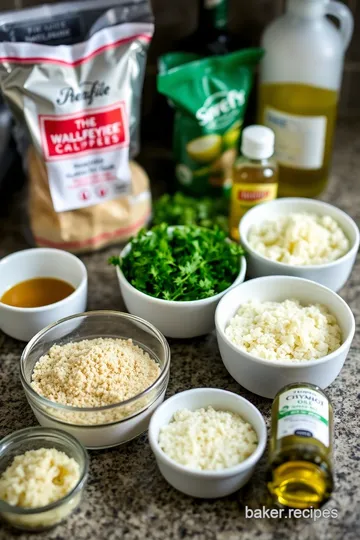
[0,120,359,540]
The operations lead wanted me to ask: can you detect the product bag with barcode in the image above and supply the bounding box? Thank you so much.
[0,0,153,252]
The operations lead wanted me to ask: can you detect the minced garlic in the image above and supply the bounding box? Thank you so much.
[0,448,79,509]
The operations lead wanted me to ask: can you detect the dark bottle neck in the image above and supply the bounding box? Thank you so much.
[199,0,229,32]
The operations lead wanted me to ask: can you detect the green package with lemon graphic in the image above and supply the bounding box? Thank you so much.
[158,48,263,196]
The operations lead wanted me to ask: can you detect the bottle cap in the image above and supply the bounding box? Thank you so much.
[241,125,275,160]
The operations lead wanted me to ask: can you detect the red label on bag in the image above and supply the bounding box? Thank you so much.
[237,190,270,201]
[39,102,128,161]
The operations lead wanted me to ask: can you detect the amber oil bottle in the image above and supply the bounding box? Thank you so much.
[229,125,278,241]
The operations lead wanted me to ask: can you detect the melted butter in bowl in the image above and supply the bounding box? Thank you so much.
[1,278,75,308]
[0,248,87,341]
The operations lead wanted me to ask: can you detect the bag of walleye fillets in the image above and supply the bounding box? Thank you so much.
[0,0,154,252]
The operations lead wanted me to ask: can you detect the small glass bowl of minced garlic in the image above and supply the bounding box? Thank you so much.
[0,427,89,531]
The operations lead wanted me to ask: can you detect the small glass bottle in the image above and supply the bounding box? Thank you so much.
[268,383,334,509]
[229,125,278,241]
[199,0,230,55]
[179,0,231,56]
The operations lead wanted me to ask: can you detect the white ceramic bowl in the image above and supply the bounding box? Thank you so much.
[215,276,355,399]
[20,311,170,450]
[239,198,360,292]
[148,388,266,498]
[116,243,246,339]
[0,248,87,341]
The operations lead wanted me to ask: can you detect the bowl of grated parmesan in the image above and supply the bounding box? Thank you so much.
[148,388,266,498]
[215,276,355,398]
[20,311,171,449]
[239,197,359,292]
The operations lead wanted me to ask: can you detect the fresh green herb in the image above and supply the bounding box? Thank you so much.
[110,224,244,302]
[153,192,229,232]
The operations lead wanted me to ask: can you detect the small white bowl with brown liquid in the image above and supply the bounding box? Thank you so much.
[0,248,87,341]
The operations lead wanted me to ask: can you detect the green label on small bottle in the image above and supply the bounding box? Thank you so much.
[277,388,330,447]
[204,0,228,30]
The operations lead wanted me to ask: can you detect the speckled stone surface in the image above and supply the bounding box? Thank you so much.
[0,121,359,540]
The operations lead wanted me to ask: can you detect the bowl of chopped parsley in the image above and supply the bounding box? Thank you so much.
[110,224,246,338]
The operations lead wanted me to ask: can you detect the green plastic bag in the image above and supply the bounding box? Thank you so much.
[158,52,201,74]
[158,48,263,196]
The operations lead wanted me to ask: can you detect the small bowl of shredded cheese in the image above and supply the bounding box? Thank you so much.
[148,388,266,498]
[215,276,355,398]
[239,197,359,292]
[0,427,88,531]
[20,311,171,449]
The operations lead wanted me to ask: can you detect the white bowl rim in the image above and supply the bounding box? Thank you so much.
[148,388,267,478]
[215,275,356,369]
[116,229,247,306]
[239,197,360,271]
[0,248,88,313]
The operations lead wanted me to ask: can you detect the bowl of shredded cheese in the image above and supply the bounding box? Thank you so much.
[239,197,359,292]
[215,276,355,398]
[148,388,266,498]
[0,427,88,531]
[20,311,171,449]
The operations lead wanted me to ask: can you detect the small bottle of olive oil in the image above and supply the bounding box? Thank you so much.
[229,125,278,241]
[268,383,333,509]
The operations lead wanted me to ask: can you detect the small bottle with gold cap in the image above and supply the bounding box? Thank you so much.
[229,125,278,241]
[268,383,334,509]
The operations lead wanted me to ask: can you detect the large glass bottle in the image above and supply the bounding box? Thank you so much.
[258,0,353,197]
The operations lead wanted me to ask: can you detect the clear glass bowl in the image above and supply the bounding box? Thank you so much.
[20,311,171,449]
[0,427,88,532]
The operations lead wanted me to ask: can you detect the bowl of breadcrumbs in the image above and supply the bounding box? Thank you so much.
[20,311,171,449]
